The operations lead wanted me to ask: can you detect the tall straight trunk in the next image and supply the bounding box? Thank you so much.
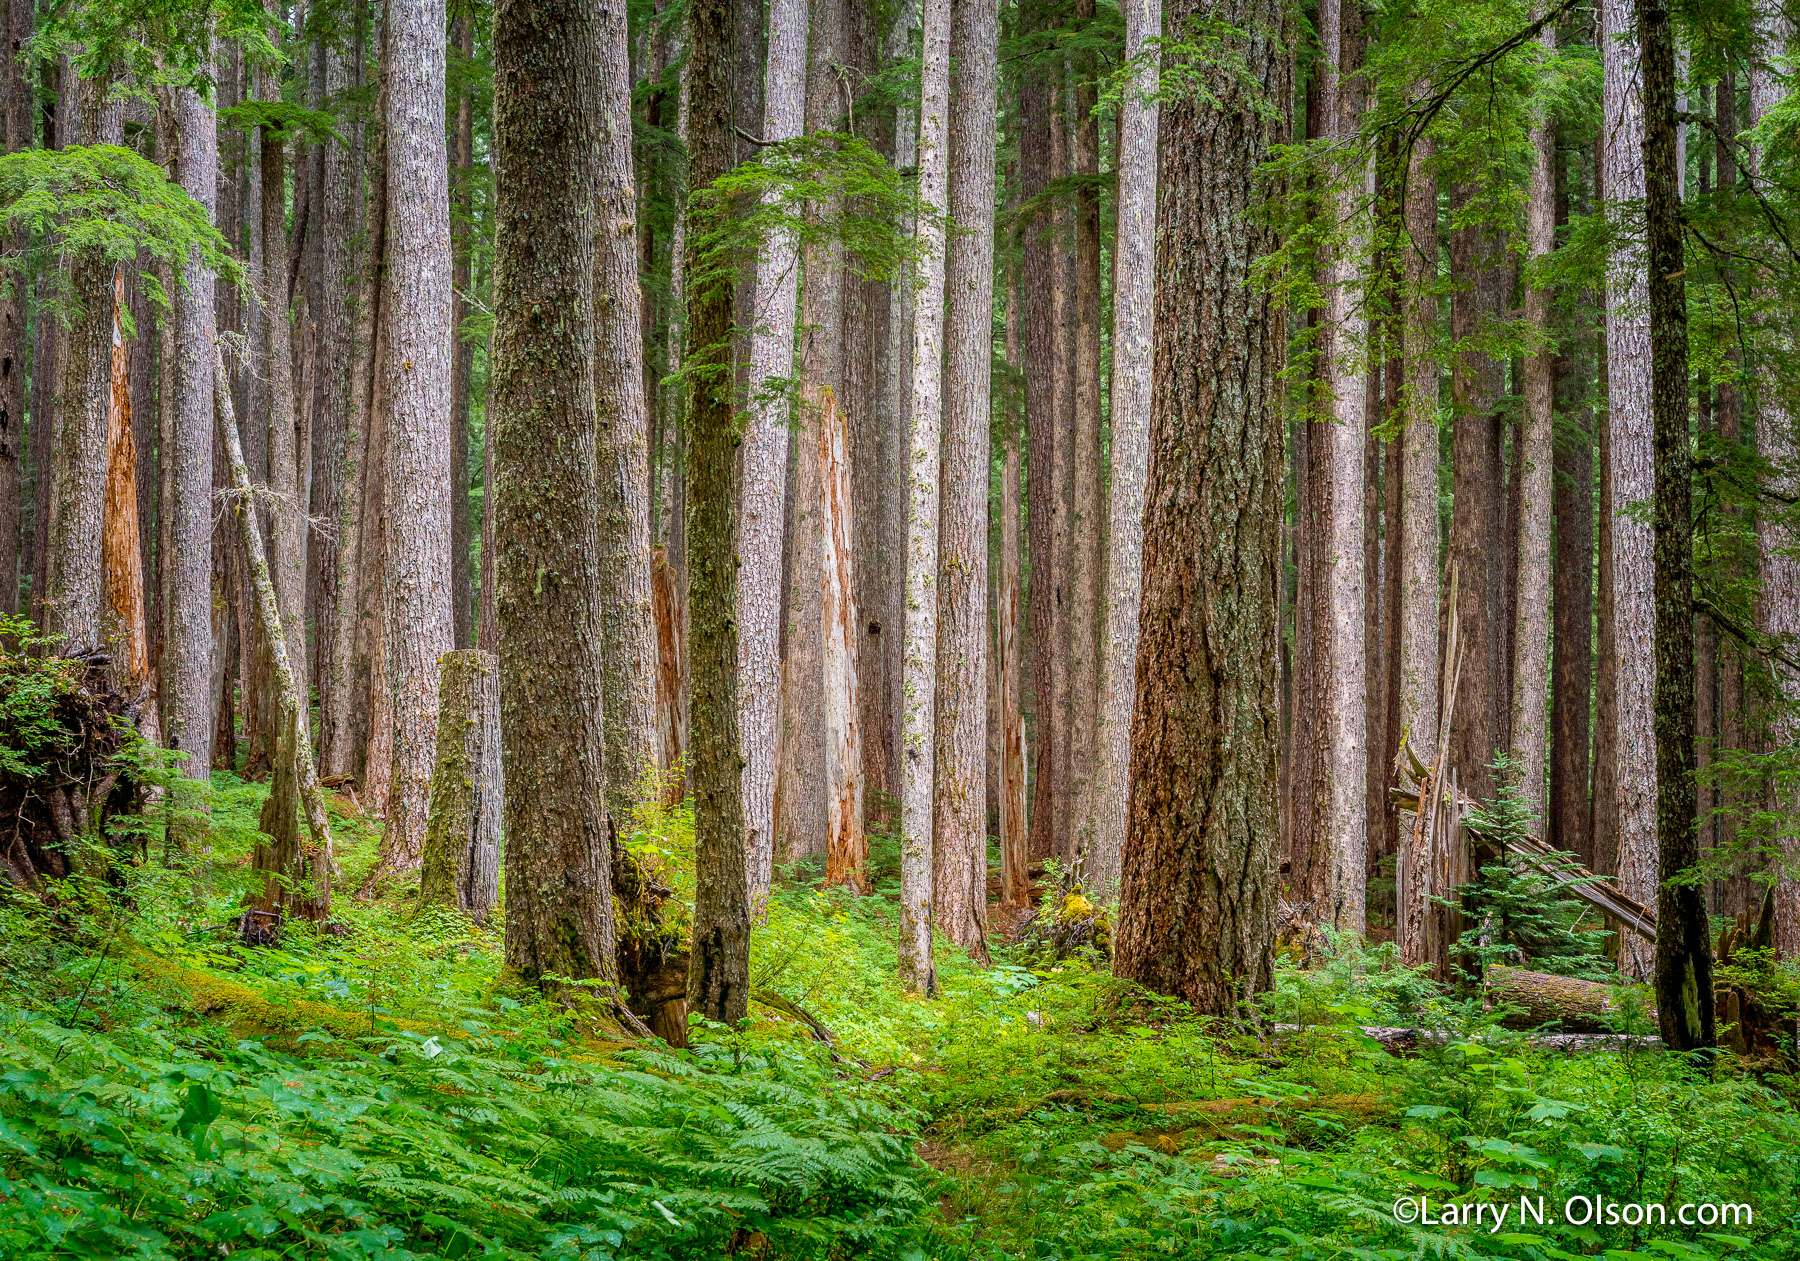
[933,0,996,958]
[1066,0,1103,872]
[492,0,617,986]
[1512,22,1557,817]
[1551,315,1595,867]
[449,13,474,649]
[1114,0,1287,1011]
[129,264,157,688]
[1020,34,1057,864]
[738,0,807,888]
[311,38,359,730]
[1318,0,1367,933]
[0,0,25,616]
[1640,0,1712,1046]
[1397,129,1440,966]
[166,66,218,789]
[29,58,71,629]
[1089,0,1160,899]
[595,0,660,836]
[685,0,750,1024]
[1047,85,1075,864]
[819,393,866,890]
[899,0,948,995]
[1601,0,1657,974]
[1750,4,1800,955]
[102,273,149,691]
[377,0,456,878]
[998,276,1027,913]
[879,0,915,826]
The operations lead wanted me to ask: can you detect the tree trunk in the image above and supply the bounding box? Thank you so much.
[933,0,996,959]
[820,393,867,892]
[684,0,750,1024]
[738,0,806,891]
[449,14,475,650]
[595,0,660,839]
[1749,2,1800,955]
[1089,0,1160,901]
[0,0,26,617]
[899,0,948,995]
[1319,0,1367,933]
[418,648,502,921]
[1397,128,1440,966]
[651,545,685,790]
[1640,0,1712,1048]
[1066,0,1103,875]
[492,0,618,988]
[377,0,456,880]
[998,281,1028,914]
[1114,0,1287,1013]
[1047,87,1074,865]
[166,66,219,794]
[1512,22,1557,819]
[1601,0,1657,976]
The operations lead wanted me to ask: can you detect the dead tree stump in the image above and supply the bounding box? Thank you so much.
[418,649,502,921]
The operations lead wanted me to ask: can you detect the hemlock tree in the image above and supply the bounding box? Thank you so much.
[685,0,752,1025]
[491,0,617,987]
[1113,0,1286,1015]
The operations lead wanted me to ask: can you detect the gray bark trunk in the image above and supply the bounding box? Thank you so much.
[0,0,26,616]
[418,648,502,921]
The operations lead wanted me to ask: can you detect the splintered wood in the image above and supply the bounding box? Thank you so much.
[819,391,868,893]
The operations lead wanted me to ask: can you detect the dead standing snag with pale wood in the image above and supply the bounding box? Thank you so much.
[819,392,868,894]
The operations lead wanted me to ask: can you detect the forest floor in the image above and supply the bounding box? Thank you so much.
[3,774,1800,1259]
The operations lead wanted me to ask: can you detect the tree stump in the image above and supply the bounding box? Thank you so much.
[417,650,501,921]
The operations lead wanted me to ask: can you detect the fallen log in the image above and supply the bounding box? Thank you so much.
[1271,1023,1663,1054]
[1486,966,1655,1034]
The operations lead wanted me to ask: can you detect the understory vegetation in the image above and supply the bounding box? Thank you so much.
[3,769,1799,1260]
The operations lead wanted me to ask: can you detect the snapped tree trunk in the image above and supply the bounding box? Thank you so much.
[102,273,149,693]
[1113,0,1287,1015]
[491,0,618,987]
[819,392,867,893]
[417,648,502,921]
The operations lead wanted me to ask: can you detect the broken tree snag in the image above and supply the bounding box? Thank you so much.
[819,391,868,893]
[213,343,336,928]
[651,545,685,804]
[1487,966,1653,1034]
[102,273,150,703]
[417,649,503,921]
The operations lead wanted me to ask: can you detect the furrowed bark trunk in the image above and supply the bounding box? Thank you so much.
[1550,340,1595,867]
[1047,86,1074,865]
[166,66,219,795]
[900,0,949,995]
[1396,125,1440,964]
[493,0,618,987]
[1641,0,1712,1047]
[684,0,751,1025]
[1114,0,1287,1013]
[1512,22,1557,819]
[377,0,457,879]
[651,545,685,790]
[738,0,806,889]
[878,0,914,828]
[820,392,867,892]
[449,15,475,650]
[933,0,996,958]
[0,0,25,618]
[1602,0,1657,976]
[417,648,502,920]
[1090,0,1160,901]
[595,0,659,837]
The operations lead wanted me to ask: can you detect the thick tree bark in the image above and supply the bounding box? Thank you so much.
[819,393,867,892]
[417,649,502,921]
[1512,23,1557,819]
[262,108,306,716]
[1640,0,1712,1048]
[1089,0,1160,901]
[1550,346,1595,867]
[1601,0,1657,975]
[684,0,751,1024]
[377,0,457,879]
[1047,89,1074,864]
[932,0,996,959]
[492,0,618,988]
[166,67,219,792]
[738,0,806,892]
[449,13,475,650]
[1114,0,1287,1013]
[0,0,25,617]
[899,0,948,995]
[998,281,1027,914]
[1397,129,1440,966]
[1318,0,1367,933]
